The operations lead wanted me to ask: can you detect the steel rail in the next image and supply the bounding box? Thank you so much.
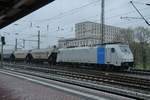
[4,63,150,93]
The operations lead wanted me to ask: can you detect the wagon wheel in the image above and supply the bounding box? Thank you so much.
[25,56,30,64]
[48,56,53,66]
[26,55,33,64]
[10,55,15,64]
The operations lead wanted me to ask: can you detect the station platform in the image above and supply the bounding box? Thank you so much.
[0,70,135,100]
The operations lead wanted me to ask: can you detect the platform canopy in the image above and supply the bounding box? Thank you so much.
[0,0,54,29]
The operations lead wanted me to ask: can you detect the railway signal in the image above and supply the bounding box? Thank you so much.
[1,36,5,45]
[1,36,5,68]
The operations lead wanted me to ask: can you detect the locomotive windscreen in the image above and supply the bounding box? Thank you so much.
[119,45,131,54]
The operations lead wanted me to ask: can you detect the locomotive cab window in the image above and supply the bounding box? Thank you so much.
[120,46,131,54]
[111,48,115,53]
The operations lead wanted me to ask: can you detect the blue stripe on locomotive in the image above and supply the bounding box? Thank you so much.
[97,46,106,64]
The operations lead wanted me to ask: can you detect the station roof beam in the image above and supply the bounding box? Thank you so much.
[0,0,54,29]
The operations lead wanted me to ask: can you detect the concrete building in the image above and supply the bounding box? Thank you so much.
[58,21,123,48]
[58,37,101,48]
[75,21,101,39]
[75,21,122,43]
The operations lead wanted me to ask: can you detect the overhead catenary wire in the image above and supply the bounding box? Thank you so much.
[4,0,149,28]
[106,7,149,20]
[132,1,146,5]
[12,6,149,38]
[130,1,150,26]
[112,15,150,27]
[24,0,100,23]
[5,15,149,47]
[11,14,100,39]
[132,0,150,6]
[6,0,149,36]
[2,0,150,50]
[120,16,143,20]
[27,7,149,31]
[14,1,140,25]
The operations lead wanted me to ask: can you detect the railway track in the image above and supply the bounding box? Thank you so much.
[2,63,150,99]
[121,70,150,76]
[132,68,150,72]
[4,63,150,93]
[2,68,148,100]
[129,68,150,75]
[5,61,150,76]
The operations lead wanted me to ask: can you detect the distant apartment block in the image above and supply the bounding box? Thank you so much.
[58,21,123,48]
[58,37,101,48]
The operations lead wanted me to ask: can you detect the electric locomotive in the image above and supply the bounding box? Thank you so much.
[56,44,134,70]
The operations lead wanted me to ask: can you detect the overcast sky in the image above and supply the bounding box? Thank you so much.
[1,0,149,50]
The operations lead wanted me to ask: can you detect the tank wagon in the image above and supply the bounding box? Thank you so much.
[3,50,14,61]
[5,46,58,64]
[57,44,134,70]
[26,46,58,64]
[0,50,14,62]
[11,50,29,62]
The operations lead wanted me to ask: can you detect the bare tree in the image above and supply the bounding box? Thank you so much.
[134,27,150,69]
[135,27,150,43]
[120,28,134,43]
[113,28,134,43]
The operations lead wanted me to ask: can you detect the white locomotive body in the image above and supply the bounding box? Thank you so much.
[105,44,133,67]
[57,44,133,70]
[57,47,98,64]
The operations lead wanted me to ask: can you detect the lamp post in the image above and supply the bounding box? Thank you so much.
[13,23,19,51]
[101,0,105,44]
[36,26,40,49]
